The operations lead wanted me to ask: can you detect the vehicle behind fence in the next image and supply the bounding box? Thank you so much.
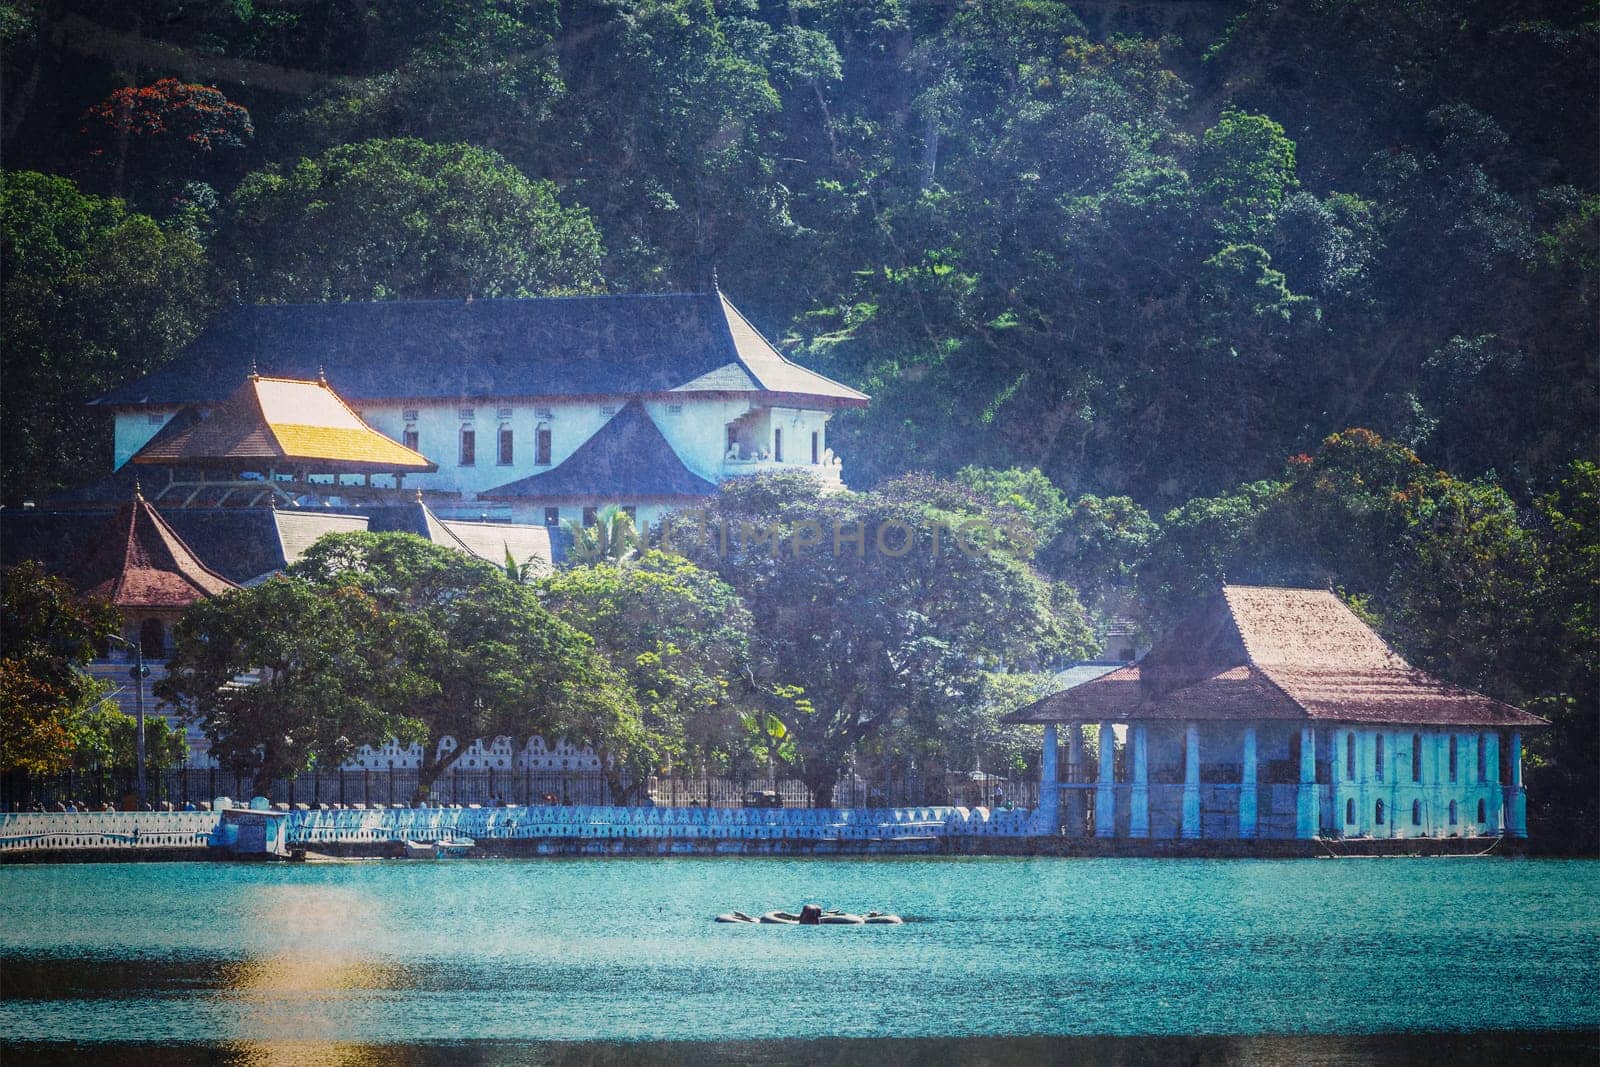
[2,766,1039,812]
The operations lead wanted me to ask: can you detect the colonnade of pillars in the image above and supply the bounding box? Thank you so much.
[1031,721,1528,841]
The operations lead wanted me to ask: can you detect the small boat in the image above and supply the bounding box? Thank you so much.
[759,911,801,924]
[398,839,436,859]
[715,911,757,924]
[435,837,475,858]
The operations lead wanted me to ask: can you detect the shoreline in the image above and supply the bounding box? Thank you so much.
[4,1030,1598,1066]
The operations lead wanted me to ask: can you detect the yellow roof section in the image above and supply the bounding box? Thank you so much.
[131,374,437,473]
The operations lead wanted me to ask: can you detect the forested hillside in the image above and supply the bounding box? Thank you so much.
[1,0,1596,846]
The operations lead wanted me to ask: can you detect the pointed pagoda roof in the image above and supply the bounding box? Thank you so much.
[130,374,437,474]
[1004,585,1544,728]
[92,291,868,409]
[66,487,238,609]
[480,400,716,500]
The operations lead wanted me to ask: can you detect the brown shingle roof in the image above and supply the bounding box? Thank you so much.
[1005,585,1544,728]
[131,375,437,474]
[66,490,238,609]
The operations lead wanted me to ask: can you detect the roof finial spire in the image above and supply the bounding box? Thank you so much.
[248,357,258,379]
[132,477,142,500]
[710,264,720,292]
[415,487,424,503]
[317,362,327,383]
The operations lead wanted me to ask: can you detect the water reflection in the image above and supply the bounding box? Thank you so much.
[218,884,410,1066]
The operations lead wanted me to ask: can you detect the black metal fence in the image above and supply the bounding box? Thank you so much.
[2,765,1040,812]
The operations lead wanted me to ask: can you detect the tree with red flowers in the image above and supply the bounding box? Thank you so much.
[78,78,254,209]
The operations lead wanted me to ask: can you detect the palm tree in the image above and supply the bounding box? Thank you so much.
[562,505,641,565]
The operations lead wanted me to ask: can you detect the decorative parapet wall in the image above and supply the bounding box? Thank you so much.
[0,810,222,853]
[0,803,1037,856]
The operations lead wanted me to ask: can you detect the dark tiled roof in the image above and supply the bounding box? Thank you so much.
[93,292,867,407]
[1005,585,1544,728]
[65,492,237,608]
[479,400,717,500]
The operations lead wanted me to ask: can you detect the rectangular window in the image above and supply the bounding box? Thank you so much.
[403,428,420,452]
[459,428,476,466]
[148,413,166,425]
[582,507,598,528]
[458,406,476,420]
[403,408,420,421]
[536,427,552,466]
[1412,734,1422,782]
[496,406,513,419]
[535,406,554,420]
[1448,736,1458,782]
[811,431,820,464]
[601,405,617,416]
[773,428,783,462]
[667,404,683,415]
[1374,735,1384,781]
[1477,734,1487,781]
[543,507,560,527]
[498,427,513,465]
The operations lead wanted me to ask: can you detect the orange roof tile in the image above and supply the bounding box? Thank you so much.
[132,375,436,474]
[1006,585,1544,728]
[67,490,237,609]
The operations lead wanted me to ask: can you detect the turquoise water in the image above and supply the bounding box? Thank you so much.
[1,858,1597,1046]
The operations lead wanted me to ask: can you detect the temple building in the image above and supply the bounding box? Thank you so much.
[90,288,868,528]
[1005,584,1545,841]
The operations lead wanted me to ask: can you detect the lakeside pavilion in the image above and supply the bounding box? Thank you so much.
[1004,585,1546,842]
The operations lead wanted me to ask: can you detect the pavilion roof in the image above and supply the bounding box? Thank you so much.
[66,489,238,609]
[130,374,437,474]
[479,399,716,500]
[1004,585,1544,728]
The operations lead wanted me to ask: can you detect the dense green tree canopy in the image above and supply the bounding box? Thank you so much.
[217,138,606,301]
[0,171,210,503]
[0,563,120,776]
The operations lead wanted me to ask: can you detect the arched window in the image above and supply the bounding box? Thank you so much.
[535,423,552,466]
[497,425,513,465]
[139,618,166,658]
[1477,734,1487,781]
[1412,799,1422,826]
[1374,735,1385,781]
[1448,736,1458,782]
[773,427,783,462]
[1345,797,1355,825]
[1375,799,1385,825]
[1477,798,1487,823]
[402,425,419,452]
[1448,800,1459,826]
[1346,732,1356,781]
[459,425,476,466]
[811,430,820,464]
[1411,734,1423,782]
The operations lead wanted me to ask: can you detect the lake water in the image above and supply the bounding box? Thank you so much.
[1,857,1597,1063]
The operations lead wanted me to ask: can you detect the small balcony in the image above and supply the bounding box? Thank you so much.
[721,454,844,486]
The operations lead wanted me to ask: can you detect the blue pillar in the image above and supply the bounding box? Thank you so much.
[1239,725,1258,839]
[1094,722,1116,837]
[1130,725,1149,838]
[1507,730,1527,838]
[1064,724,1085,836]
[1296,726,1317,839]
[1033,723,1060,836]
[1181,722,1201,839]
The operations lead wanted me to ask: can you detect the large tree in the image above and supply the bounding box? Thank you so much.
[536,550,753,773]
[285,533,650,795]
[0,562,119,777]
[216,138,606,302]
[679,472,1092,805]
[0,171,211,503]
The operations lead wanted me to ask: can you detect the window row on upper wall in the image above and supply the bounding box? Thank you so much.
[1342,731,1497,785]
[1347,797,1491,828]
[399,424,555,467]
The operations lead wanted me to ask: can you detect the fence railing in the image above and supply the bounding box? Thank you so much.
[2,766,1040,813]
